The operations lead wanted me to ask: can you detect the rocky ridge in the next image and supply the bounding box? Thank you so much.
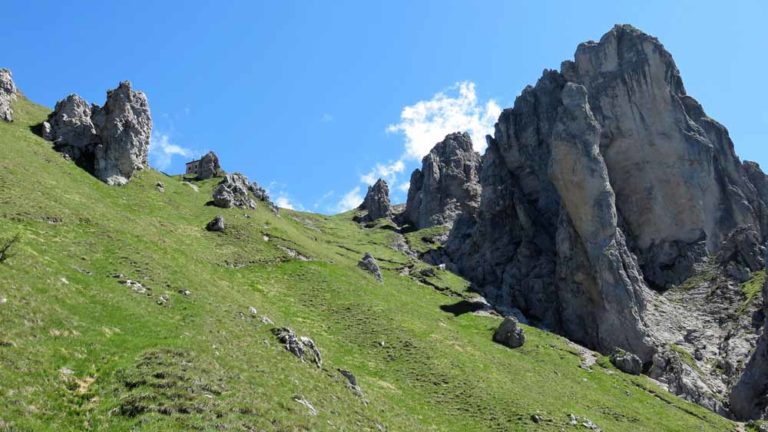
[438,24,768,419]
[43,81,152,185]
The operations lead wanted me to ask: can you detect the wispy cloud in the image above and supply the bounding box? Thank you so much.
[386,81,500,159]
[335,186,363,213]
[320,113,334,123]
[360,160,405,185]
[148,131,195,171]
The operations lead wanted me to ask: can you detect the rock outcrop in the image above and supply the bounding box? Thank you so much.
[446,25,768,370]
[404,132,481,229]
[359,179,391,221]
[196,151,222,180]
[212,173,257,209]
[610,350,642,375]
[0,68,17,122]
[44,81,152,185]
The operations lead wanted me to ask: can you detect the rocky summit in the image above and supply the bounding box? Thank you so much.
[43,81,152,185]
[404,132,481,229]
[0,68,16,122]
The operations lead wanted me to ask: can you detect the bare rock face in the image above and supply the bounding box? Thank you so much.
[0,68,17,122]
[404,132,481,229]
[212,173,257,209]
[359,179,391,221]
[197,151,221,180]
[447,25,768,363]
[717,226,765,282]
[44,81,152,185]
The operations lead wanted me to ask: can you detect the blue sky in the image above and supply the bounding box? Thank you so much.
[5,1,768,212]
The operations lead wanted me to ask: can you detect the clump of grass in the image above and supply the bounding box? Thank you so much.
[668,344,700,372]
[741,270,766,310]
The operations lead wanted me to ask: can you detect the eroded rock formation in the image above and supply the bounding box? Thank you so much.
[404,132,481,229]
[359,179,391,221]
[44,81,152,185]
[197,151,222,180]
[0,68,17,122]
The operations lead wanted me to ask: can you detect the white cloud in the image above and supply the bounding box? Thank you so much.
[320,113,334,123]
[335,186,363,213]
[398,182,410,193]
[360,160,405,185]
[386,81,500,159]
[275,196,295,210]
[149,131,195,171]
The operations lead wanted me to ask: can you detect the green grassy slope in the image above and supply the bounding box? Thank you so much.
[0,97,736,431]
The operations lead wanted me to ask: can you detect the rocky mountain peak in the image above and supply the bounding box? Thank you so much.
[43,81,152,185]
[0,68,17,122]
[443,25,768,415]
[359,179,391,221]
[404,132,481,229]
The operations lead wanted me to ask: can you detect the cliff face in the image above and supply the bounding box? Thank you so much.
[444,25,768,414]
[0,68,16,122]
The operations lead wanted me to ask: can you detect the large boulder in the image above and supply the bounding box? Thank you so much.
[404,132,481,229]
[359,179,391,221]
[43,81,152,185]
[357,252,383,282]
[0,68,16,122]
[610,350,642,375]
[212,173,257,209]
[492,317,525,348]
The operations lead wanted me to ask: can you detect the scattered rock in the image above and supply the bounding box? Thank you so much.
[119,279,149,294]
[156,294,169,306]
[0,297,6,305]
[0,68,17,122]
[206,215,225,232]
[292,396,318,416]
[338,369,365,398]
[357,253,383,282]
[271,327,322,367]
[212,173,257,209]
[155,181,164,192]
[260,315,274,325]
[358,179,391,221]
[278,245,310,261]
[530,414,542,423]
[610,350,642,375]
[492,317,525,348]
[177,289,191,296]
[44,81,152,185]
[403,132,481,229]
[248,306,258,316]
